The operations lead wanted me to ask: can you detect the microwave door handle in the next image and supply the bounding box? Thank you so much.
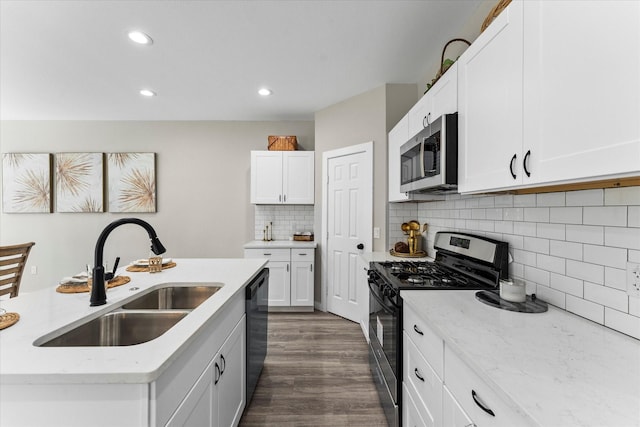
[419,141,426,177]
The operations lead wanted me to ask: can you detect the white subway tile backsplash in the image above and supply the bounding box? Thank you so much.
[566,225,604,245]
[604,267,627,291]
[549,207,582,224]
[524,265,550,286]
[604,308,640,340]
[566,295,605,324]
[414,186,640,337]
[584,282,628,312]
[629,207,640,228]
[566,189,603,206]
[514,194,536,207]
[537,254,565,274]
[550,240,582,261]
[523,236,550,254]
[536,285,566,309]
[566,260,604,284]
[583,206,627,227]
[605,187,640,206]
[583,244,627,270]
[550,272,583,297]
[536,192,565,207]
[524,207,550,222]
[605,226,640,250]
[537,223,565,240]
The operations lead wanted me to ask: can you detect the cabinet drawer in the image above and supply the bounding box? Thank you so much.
[244,248,290,262]
[403,303,444,380]
[403,331,442,427]
[444,345,529,426]
[291,249,314,261]
[443,385,473,427]
[403,383,428,427]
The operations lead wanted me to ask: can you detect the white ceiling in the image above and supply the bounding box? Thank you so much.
[0,0,484,121]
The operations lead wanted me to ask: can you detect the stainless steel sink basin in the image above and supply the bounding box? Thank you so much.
[121,284,223,310]
[37,310,188,347]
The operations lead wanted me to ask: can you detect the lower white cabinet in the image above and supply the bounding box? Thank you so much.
[244,247,314,310]
[167,316,245,427]
[402,303,529,427]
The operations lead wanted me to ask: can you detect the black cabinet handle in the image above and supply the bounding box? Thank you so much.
[523,150,531,177]
[414,368,425,382]
[413,324,424,335]
[472,390,495,416]
[220,354,226,374]
[214,362,221,385]
[509,154,517,179]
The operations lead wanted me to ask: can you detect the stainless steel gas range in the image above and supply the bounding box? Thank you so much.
[367,231,509,427]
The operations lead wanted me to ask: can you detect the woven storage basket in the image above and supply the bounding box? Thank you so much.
[425,38,471,93]
[268,135,298,151]
[481,0,512,32]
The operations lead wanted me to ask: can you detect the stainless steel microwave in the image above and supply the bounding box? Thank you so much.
[399,113,458,193]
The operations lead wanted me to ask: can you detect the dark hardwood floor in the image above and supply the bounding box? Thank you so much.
[239,311,388,427]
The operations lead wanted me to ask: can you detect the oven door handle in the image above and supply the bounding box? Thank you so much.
[367,280,400,312]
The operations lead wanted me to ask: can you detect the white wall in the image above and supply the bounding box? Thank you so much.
[0,120,314,293]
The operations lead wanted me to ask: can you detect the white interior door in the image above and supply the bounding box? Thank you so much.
[323,142,372,322]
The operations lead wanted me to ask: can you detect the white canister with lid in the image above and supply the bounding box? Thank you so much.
[499,278,526,303]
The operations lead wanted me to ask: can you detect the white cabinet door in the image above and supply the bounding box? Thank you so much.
[388,116,410,202]
[442,385,474,427]
[408,91,433,139]
[429,62,458,121]
[523,0,640,185]
[291,261,313,306]
[458,0,524,193]
[166,362,214,427]
[251,151,315,204]
[283,151,315,204]
[251,151,283,204]
[265,261,290,306]
[356,256,369,341]
[214,316,246,427]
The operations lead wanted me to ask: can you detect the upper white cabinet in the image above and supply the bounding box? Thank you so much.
[251,151,314,204]
[457,0,524,193]
[388,116,411,202]
[522,0,640,186]
[458,0,640,193]
[408,63,459,139]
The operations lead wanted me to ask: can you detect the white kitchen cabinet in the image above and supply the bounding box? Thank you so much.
[457,0,524,193]
[522,0,640,186]
[459,0,640,194]
[213,316,246,427]
[250,151,314,204]
[403,383,428,427]
[357,256,369,340]
[244,248,314,310]
[442,385,473,427]
[403,331,442,427]
[166,361,214,426]
[408,63,458,139]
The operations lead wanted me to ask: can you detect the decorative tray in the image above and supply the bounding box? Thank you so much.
[126,261,177,273]
[56,276,131,294]
[0,312,20,330]
[389,249,427,258]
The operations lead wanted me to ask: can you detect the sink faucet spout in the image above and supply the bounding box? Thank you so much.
[90,218,166,306]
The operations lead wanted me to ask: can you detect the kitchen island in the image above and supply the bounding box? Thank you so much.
[0,258,267,427]
[402,290,640,427]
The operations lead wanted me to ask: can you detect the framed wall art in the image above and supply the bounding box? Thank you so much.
[108,152,156,213]
[2,153,53,213]
[55,152,104,213]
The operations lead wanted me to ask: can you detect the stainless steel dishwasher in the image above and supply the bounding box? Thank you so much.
[246,268,269,404]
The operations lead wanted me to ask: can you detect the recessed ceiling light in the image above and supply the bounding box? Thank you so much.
[139,89,156,97]
[258,88,272,96]
[128,31,153,45]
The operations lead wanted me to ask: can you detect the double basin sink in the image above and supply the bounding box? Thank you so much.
[36,284,223,347]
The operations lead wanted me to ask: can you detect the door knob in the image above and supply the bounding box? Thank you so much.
[357,243,364,250]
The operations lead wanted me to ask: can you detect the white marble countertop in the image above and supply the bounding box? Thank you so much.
[0,258,267,385]
[402,290,640,427]
[244,240,317,249]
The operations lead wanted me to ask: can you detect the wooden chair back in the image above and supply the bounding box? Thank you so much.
[0,242,35,298]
